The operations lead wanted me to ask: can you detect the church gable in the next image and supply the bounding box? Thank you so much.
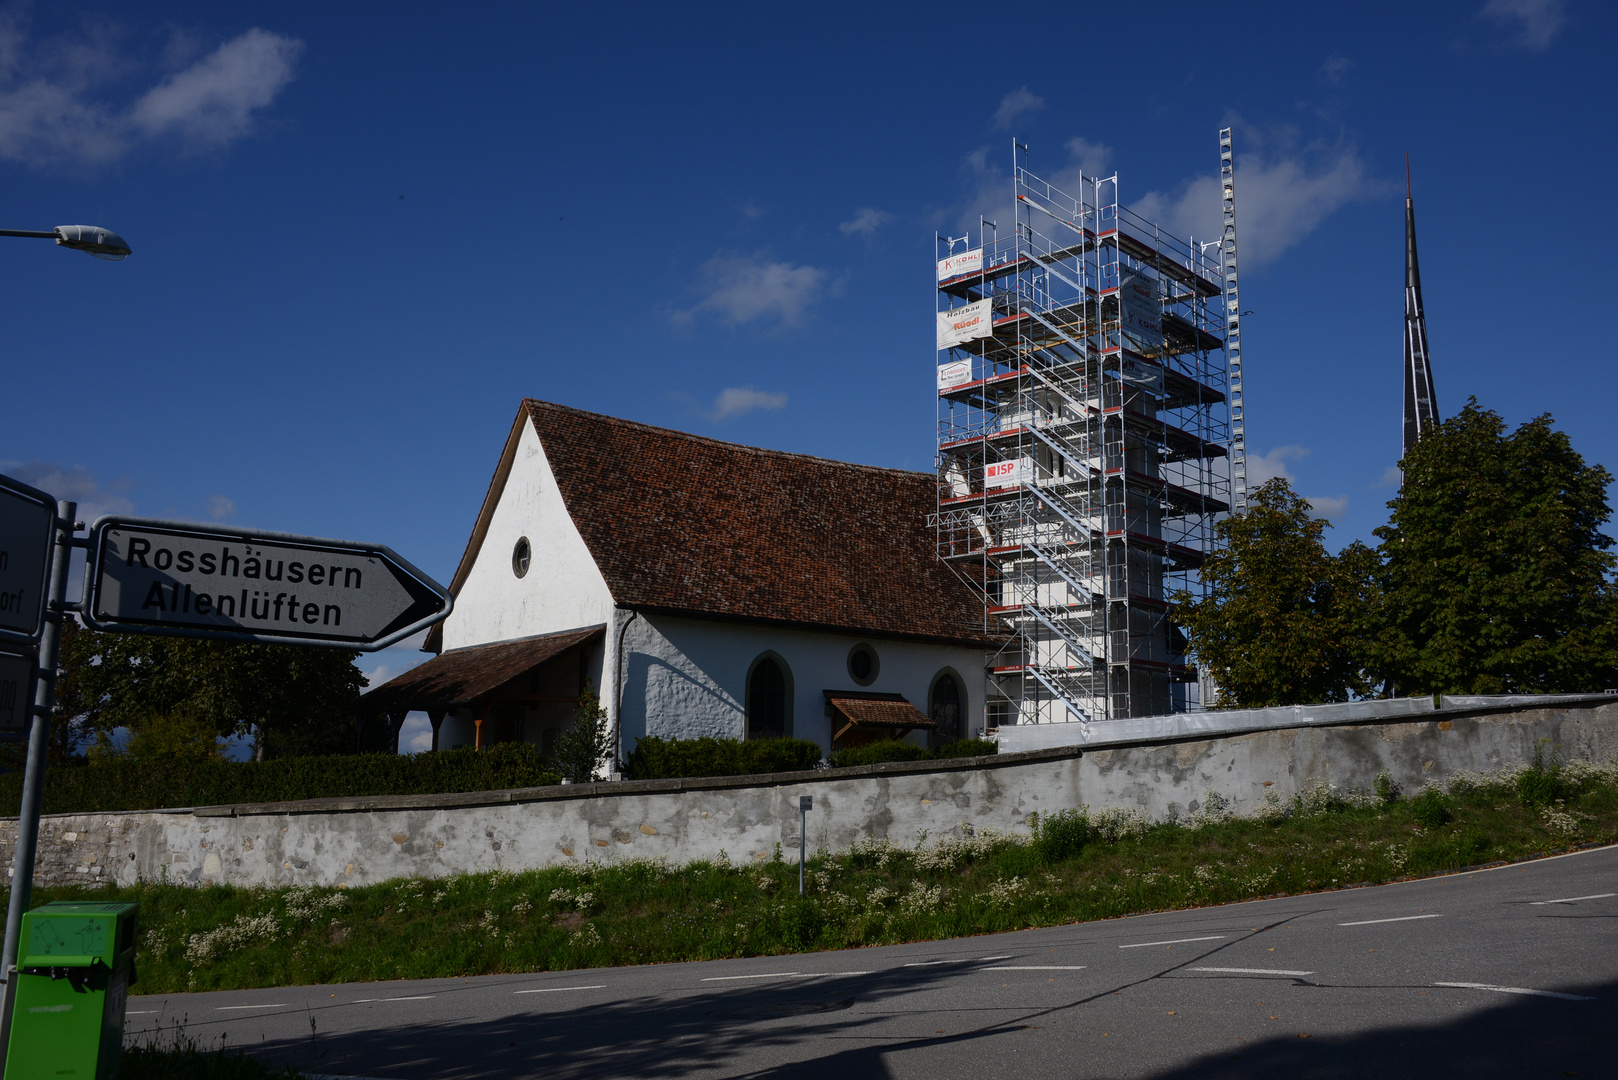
[437,414,614,651]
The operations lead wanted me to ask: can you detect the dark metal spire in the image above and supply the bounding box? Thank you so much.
[1403,154,1438,456]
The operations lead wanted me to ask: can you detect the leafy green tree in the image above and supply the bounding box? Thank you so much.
[60,627,365,761]
[1373,400,1618,694]
[549,682,613,783]
[1173,479,1378,707]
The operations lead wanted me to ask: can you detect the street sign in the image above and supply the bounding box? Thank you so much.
[82,517,451,651]
[0,647,35,743]
[0,473,55,646]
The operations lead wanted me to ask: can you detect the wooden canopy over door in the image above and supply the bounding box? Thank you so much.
[359,626,605,751]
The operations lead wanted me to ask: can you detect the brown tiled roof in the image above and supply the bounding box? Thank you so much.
[511,399,997,646]
[825,691,936,730]
[362,627,602,713]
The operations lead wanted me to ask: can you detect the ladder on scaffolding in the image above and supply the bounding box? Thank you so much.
[1220,128,1247,513]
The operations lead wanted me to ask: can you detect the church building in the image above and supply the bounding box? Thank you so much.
[361,400,1001,762]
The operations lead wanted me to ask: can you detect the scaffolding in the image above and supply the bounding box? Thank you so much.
[933,146,1231,727]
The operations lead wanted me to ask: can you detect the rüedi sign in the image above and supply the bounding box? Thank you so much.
[83,517,451,651]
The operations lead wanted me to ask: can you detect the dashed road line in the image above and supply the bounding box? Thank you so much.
[1338,914,1443,926]
[1529,892,1616,905]
[978,955,1013,961]
[1435,982,1594,1001]
[982,966,1087,971]
[1192,967,1314,977]
[903,961,953,967]
[351,996,435,1003]
[702,973,799,982]
[514,985,606,994]
[217,1004,288,1011]
[1120,936,1227,949]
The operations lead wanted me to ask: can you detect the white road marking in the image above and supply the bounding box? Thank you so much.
[796,971,872,977]
[351,996,435,1003]
[982,966,1088,971]
[1530,892,1616,905]
[1338,914,1444,926]
[1119,935,1227,949]
[217,1004,288,1011]
[125,1011,160,1015]
[701,973,799,982]
[903,961,952,967]
[979,955,1013,961]
[1435,982,1594,1001]
[1192,967,1314,977]
[514,985,606,994]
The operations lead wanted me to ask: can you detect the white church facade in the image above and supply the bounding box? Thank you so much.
[363,400,1000,761]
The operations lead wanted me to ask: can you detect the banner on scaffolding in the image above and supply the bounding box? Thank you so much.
[1120,268,1162,345]
[984,456,1034,490]
[936,247,983,282]
[937,299,994,349]
[936,359,974,390]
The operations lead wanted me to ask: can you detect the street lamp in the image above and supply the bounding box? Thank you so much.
[0,224,132,261]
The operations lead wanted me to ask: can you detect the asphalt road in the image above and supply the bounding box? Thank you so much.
[126,846,1618,1079]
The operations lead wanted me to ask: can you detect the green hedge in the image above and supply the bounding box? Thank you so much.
[0,743,561,816]
[825,737,999,770]
[620,736,824,780]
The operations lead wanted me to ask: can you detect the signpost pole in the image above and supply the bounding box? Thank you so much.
[798,795,812,897]
[1,500,77,983]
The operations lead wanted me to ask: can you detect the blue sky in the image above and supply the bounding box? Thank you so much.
[1,1,1611,750]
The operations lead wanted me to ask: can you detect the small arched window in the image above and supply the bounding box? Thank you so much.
[930,672,962,746]
[747,656,788,740]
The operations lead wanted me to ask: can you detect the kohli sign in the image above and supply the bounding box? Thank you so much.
[83,518,451,651]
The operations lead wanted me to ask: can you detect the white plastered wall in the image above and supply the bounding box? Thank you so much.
[618,613,987,756]
[435,420,617,751]
[441,420,615,652]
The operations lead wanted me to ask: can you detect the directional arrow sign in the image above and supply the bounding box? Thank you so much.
[83,517,451,651]
[0,647,36,743]
[0,472,56,646]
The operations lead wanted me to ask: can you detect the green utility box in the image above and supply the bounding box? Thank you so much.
[4,901,139,1080]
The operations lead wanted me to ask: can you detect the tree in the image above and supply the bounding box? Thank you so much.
[60,628,365,760]
[1373,400,1618,694]
[549,683,613,783]
[1173,478,1378,707]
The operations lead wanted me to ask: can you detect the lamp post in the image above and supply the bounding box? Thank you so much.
[0,223,129,1067]
[0,225,132,260]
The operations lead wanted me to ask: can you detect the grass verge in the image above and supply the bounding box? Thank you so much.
[13,759,1618,996]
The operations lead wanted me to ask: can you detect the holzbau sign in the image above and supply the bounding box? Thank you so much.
[83,517,451,651]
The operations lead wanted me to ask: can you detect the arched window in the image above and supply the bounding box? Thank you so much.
[930,671,963,747]
[747,656,789,740]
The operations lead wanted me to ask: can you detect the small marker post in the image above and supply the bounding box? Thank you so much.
[798,795,813,896]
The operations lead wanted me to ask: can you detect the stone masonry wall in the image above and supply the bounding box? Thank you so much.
[4,699,1615,891]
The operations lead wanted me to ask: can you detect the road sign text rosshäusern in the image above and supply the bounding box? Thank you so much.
[83,518,450,651]
[0,474,56,645]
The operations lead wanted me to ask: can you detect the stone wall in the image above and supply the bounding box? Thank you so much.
[6,698,1616,891]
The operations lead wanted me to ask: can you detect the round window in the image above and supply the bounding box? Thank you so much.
[847,643,879,686]
[512,536,532,578]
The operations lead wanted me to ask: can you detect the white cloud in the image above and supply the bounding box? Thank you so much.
[1062,136,1114,177]
[1376,464,1403,488]
[206,494,235,520]
[675,251,826,325]
[0,460,134,522]
[1131,129,1382,266]
[1320,54,1353,84]
[400,714,433,754]
[1304,494,1350,520]
[131,28,302,146]
[992,86,1044,130]
[839,207,890,236]
[707,387,787,421]
[1246,445,1310,486]
[1479,0,1567,51]
[0,21,301,168]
